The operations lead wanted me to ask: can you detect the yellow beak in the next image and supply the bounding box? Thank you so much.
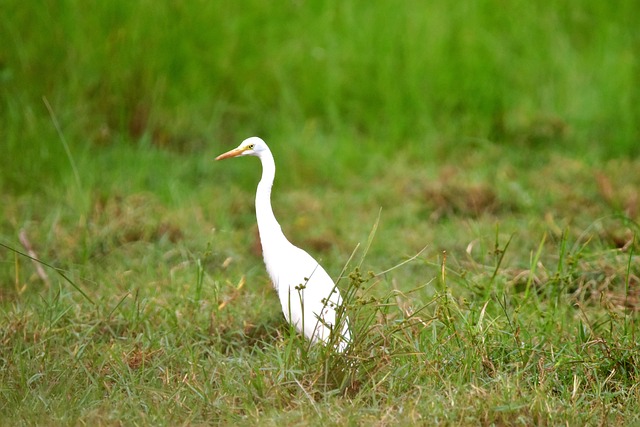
[215,147,245,161]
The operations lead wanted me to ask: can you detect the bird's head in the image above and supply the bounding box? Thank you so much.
[216,137,268,160]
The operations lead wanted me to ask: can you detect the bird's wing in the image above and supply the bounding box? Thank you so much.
[275,246,346,344]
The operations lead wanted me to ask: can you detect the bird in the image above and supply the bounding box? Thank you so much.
[216,137,351,352]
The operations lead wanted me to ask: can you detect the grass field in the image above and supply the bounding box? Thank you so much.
[1,1,639,425]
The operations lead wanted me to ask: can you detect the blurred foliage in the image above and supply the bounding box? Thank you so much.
[1,0,639,192]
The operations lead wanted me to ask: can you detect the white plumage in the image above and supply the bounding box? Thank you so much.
[216,137,351,352]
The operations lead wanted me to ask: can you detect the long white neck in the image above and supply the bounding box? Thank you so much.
[255,148,289,254]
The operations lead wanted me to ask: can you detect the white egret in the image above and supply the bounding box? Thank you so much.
[216,137,351,352]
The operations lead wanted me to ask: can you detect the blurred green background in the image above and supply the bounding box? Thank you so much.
[2,0,638,196]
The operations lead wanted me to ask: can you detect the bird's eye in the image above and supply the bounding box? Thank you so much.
[248,144,255,149]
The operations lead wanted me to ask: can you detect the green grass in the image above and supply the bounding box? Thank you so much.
[1,0,640,425]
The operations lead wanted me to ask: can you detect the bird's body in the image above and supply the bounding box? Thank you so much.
[216,137,350,352]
